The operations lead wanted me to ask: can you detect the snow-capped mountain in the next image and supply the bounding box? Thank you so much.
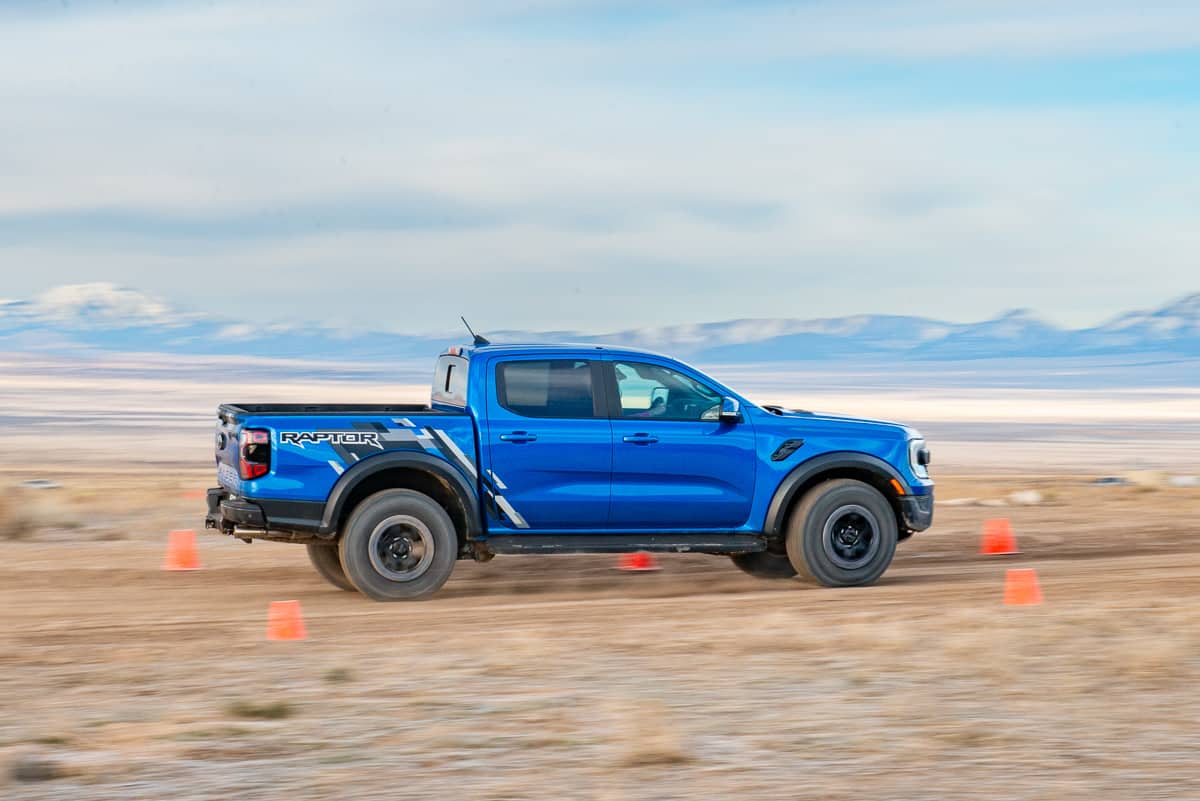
[1,283,1198,362]
[1088,294,1200,350]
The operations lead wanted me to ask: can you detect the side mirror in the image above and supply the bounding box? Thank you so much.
[718,396,742,423]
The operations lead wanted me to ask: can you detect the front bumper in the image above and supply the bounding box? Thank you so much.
[205,487,266,532]
[900,492,934,532]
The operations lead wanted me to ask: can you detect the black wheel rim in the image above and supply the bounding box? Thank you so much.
[368,515,434,582]
[821,504,881,570]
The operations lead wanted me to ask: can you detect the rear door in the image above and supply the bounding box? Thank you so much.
[482,356,612,531]
[606,359,756,529]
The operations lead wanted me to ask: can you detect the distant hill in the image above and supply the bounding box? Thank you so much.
[2,282,1198,362]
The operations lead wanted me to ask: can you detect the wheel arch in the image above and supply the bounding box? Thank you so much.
[765,452,906,540]
[318,452,481,548]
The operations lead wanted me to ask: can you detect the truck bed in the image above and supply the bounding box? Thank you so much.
[218,403,458,423]
[212,401,479,520]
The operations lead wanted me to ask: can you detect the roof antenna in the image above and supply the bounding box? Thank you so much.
[460,316,490,346]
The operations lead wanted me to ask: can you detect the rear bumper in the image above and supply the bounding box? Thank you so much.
[900,492,934,532]
[205,487,267,532]
[205,487,327,543]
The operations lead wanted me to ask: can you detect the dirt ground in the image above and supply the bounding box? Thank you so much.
[1,467,1199,800]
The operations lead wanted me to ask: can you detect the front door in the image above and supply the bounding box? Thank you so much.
[607,359,756,529]
[483,357,612,531]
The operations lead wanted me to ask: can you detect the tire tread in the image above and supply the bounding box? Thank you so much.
[338,489,457,601]
[306,542,356,592]
[785,478,897,587]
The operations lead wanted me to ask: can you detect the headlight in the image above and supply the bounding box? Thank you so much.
[909,438,930,479]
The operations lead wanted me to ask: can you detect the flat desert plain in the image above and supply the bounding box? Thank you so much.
[0,354,1198,800]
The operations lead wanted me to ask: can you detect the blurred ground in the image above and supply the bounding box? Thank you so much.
[2,355,1198,798]
[3,354,1200,472]
[1,468,1198,800]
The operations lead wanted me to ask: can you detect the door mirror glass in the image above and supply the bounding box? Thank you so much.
[718,396,741,423]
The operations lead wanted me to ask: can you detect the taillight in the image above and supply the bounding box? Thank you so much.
[240,428,271,480]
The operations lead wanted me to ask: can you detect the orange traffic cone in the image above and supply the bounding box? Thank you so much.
[618,551,661,572]
[1003,568,1043,606]
[267,600,307,641]
[979,518,1019,555]
[162,529,202,571]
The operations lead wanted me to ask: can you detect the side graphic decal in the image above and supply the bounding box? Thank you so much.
[277,420,531,530]
[280,431,382,448]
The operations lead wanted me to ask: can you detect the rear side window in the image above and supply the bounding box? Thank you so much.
[432,355,469,407]
[496,360,596,418]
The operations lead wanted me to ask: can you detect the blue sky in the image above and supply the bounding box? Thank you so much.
[1,0,1197,332]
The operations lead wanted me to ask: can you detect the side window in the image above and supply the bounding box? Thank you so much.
[432,354,469,407]
[496,360,597,419]
[614,361,721,422]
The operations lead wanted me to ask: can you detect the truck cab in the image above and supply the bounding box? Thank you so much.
[207,343,933,600]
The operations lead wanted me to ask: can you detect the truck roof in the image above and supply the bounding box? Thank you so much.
[443,342,674,361]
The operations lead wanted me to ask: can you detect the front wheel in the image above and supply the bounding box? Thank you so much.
[786,479,897,587]
[338,489,458,601]
[306,542,356,591]
[730,550,798,579]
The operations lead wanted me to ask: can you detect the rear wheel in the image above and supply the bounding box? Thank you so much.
[306,543,355,592]
[338,489,457,601]
[730,550,798,579]
[786,479,897,587]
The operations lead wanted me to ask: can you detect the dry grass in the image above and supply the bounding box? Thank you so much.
[9,753,67,783]
[225,700,295,720]
[323,667,355,683]
[0,485,96,539]
[0,470,215,545]
[612,700,691,767]
[1110,639,1188,683]
[479,629,560,674]
[0,487,34,540]
[31,734,72,746]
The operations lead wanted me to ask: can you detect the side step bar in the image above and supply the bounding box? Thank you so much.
[483,533,767,556]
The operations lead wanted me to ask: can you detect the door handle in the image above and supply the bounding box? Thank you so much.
[622,433,659,445]
[499,431,537,443]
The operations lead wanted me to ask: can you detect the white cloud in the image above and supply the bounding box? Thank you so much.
[30,282,185,327]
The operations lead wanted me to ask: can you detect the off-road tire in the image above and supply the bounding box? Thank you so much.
[338,489,457,601]
[306,543,356,592]
[786,479,897,587]
[730,550,798,579]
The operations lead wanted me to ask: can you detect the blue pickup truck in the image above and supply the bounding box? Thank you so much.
[206,343,933,600]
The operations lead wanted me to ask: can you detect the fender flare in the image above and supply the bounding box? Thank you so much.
[318,451,482,538]
[764,451,905,538]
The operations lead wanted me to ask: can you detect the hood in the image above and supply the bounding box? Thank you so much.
[757,405,919,440]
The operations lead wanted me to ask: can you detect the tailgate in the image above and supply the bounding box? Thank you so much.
[214,406,246,491]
